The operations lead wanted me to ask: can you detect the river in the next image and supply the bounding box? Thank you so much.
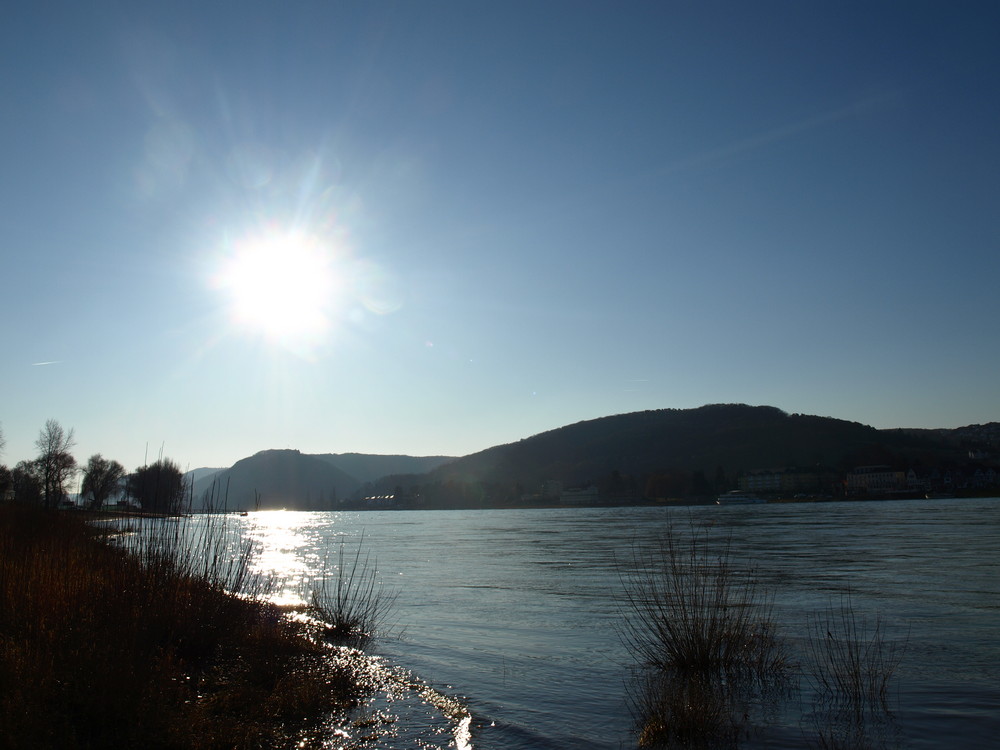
[196,497,999,748]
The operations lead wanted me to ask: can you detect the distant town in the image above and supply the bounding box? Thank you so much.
[360,459,1000,510]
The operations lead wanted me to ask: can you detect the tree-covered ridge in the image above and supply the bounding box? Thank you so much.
[373,405,995,507]
[427,405,893,484]
[189,451,456,511]
[3,406,996,512]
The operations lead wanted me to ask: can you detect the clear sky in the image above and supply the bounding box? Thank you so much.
[2,2,998,471]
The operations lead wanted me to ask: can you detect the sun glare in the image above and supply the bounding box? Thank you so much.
[246,510,315,606]
[215,228,340,351]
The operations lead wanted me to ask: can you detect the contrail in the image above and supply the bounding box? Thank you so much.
[31,361,62,366]
[665,89,908,174]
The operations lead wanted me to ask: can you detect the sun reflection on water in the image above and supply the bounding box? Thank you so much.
[235,511,475,748]
[245,510,324,606]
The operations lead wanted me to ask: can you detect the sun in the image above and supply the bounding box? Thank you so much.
[215,228,340,349]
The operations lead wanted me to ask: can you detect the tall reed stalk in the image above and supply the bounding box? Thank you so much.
[803,592,907,749]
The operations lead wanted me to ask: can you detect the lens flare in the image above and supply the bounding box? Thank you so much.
[214,227,342,353]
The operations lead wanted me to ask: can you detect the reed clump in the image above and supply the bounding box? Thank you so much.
[619,522,790,748]
[619,524,789,678]
[308,533,399,649]
[806,592,906,708]
[630,670,744,750]
[0,503,363,749]
[803,593,907,749]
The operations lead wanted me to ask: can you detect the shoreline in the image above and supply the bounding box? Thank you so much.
[0,502,369,748]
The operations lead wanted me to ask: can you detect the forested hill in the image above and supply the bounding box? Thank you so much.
[376,404,984,504]
[312,453,453,484]
[189,450,455,510]
[190,406,995,509]
[193,450,361,510]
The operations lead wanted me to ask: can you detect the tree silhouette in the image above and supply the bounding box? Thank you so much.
[34,419,76,509]
[0,465,12,501]
[12,460,43,505]
[128,459,186,514]
[81,454,126,510]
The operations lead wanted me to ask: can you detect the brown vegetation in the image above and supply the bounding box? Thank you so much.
[618,523,908,748]
[309,533,399,648]
[618,523,791,748]
[806,593,905,706]
[618,524,788,677]
[805,593,907,749]
[0,504,364,749]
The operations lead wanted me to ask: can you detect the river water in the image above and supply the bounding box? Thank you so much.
[201,497,999,749]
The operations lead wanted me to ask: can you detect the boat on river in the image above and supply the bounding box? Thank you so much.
[716,490,766,505]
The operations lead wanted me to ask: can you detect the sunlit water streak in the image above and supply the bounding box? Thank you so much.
[176,499,998,749]
[314,645,473,750]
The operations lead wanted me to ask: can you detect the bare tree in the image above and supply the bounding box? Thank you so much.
[81,454,126,510]
[34,419,77,509]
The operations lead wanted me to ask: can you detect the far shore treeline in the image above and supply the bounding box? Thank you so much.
[2,405,998,514]
[0,419,188,514]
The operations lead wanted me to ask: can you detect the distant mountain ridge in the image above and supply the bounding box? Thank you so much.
[367,405,997,506]
[188,450,454,511]
[312,453,452,484]
[186,405,998,510]
[425,405,881,485]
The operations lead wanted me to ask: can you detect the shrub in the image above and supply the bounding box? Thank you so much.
[618,522,788,677]
[308,533,398,649]
[618,521,791,748]
[806,592,907,707]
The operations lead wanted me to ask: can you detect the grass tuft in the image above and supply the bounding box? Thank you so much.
[806,591,906,708]
[308,532,399,649]
[618,520,790,748]
[619,522,789,678]
[629,670,745,750]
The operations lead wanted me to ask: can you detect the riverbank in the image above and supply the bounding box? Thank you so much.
[0,503,362,749]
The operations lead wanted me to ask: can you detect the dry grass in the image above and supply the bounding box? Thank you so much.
[806,592,906,707]
[804,592,907,749]
[308,533,399,649]
[0,503,364,749]
[619,523,788,678]
[619,525,911,749]
[618,521,791,748]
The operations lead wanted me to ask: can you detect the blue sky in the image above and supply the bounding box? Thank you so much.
[2,2,998,471]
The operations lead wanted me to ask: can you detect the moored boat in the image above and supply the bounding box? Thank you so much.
[716,490,766,505]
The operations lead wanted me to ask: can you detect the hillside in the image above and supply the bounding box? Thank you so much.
[190,450,454,511]
[313,453,454,484]
[185,467,226,485]
[371,405,986,506]
[187,405,996,510]
[193,450,360,511]
[425,405,933,482]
